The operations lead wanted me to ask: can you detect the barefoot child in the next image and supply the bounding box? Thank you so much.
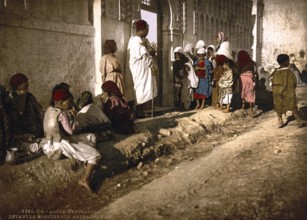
[237,50,256,115]
[218,55,234,113]
[193,48,212,109]
[271,54,305,128]
[42,88,101,192]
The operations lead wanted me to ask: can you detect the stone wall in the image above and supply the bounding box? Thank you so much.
[1,0,305,109]
[262,0,307,72]
[197,0,254,54]
[0,0,97,108]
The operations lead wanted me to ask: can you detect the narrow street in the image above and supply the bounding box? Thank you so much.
[1,1,307,220]
[91,109,307,220]
[48,89,307,220]
[1,88,307,220]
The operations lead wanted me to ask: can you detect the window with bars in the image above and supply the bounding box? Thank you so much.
[142,0,151,6]
[141,0,156,12]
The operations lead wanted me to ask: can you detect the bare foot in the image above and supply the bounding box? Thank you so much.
[195,105,200,110]
[222,109,230,113]
[199,105,204,109]
[248,110,254,116]
[79,179,92,193]
[278,120,285,128]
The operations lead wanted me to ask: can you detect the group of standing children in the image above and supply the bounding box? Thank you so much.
[172,32,305,129]
[173,32,238,113]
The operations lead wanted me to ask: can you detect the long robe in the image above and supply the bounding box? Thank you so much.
[127,35,157,105]
[218,70,233,105]
[8,92,44,137]
[271,67,297,115]
[173,53,192,108]
[240,71,256,103]
[212,65,224,106]
[102,95,136,134]
[193,58,212,99]
[100,54,125,96]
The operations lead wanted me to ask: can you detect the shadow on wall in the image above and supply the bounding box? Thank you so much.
[300,64,307,84]
[299,106,307,120]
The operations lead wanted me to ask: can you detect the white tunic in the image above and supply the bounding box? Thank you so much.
[43,107,101,165]
[127,35,157,104]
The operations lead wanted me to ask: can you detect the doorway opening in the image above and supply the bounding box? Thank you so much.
[140,0,162,106]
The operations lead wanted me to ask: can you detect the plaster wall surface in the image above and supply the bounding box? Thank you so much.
[0,23,96,108]
[183,0,197,46]
[0,1,97,109]
[101,17,130,75]
[262,0,307,72]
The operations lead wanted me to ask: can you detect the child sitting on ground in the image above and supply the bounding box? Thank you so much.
[42,88,101,192]
[76,91,113,141]
[101,81,136,134]
[271,54,305,128]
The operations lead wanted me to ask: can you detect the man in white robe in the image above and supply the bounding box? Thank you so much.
[127,19,157,118]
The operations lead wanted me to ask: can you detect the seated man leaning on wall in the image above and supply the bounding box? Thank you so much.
[8,73,44,139]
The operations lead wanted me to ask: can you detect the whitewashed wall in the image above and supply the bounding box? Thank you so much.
[261,0,307,72]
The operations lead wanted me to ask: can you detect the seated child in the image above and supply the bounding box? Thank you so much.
[76,91,113,141]
[271,54,305,128]
[43,88,101,192]
[8,73,44,138]
[50,82,75,107]
[101,81,136,134]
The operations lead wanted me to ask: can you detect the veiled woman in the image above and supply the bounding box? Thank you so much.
[215,31,233,60]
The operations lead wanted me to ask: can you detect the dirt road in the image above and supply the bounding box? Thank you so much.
[90,108,307,220]
[1,88,307,220]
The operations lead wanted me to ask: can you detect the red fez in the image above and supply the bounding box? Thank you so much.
[9,73,28,90]
[135,19,148,31]
[215,55,228,65]
[53,89,70,102]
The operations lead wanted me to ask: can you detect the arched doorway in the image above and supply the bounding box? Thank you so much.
[140,0,172,107]
[140,0,161,106]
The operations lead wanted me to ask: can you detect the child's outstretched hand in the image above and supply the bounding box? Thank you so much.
[69,107,77,118]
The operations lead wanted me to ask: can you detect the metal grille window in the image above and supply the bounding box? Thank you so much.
[141,0,157,12]
[142,0,151,6]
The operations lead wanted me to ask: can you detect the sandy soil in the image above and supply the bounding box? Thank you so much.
[0,87,306,220]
